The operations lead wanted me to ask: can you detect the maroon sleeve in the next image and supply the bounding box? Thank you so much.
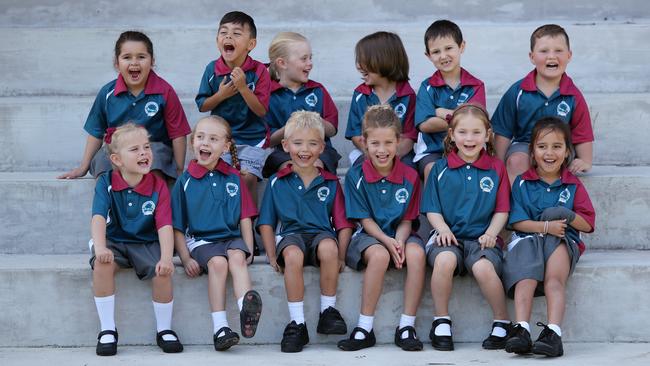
[320,86,339,130]
[573,181,595,232]
[163,86,191,139]
[494,160,511,213]
[403,170,421,221]
[468,82,487,108]
[254,63,271,110]
[239,176,259,219]
[154,178,173,229]
[569,92,594,144]
[332,181,354,230]
[402,93,418,141]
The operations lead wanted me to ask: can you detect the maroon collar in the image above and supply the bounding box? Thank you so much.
[114,70,165,96]
[446,149,492,170]
[270,79,322,93]
[187,159,235,179]
[276,164,338,181]
[214,55,256,76]
[361,158,406,184]
[110,170,155,196]
[354,80,414,97]
[428,68,483,88]
[521,166,580,185]
[520,70,580,96]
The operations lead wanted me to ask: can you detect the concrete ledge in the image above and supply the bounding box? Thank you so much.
[0,250,648,347]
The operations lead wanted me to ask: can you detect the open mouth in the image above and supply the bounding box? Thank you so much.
[223,44,235,54]
[546,63,559,70]
[137,158,150,167]
[199,149,212,160]
[375,154,390,164]
[297,153,312,162]
[129,70,141,80]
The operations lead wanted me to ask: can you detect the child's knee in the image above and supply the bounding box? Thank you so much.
[227,250,247,267]
[506,153,529,174]
[207,256,228,274]
[317,239,338,261]
[366,246,390,268]
[283,246,304,268]
[471,258,497,278]
[405,244,425,264]
[433,252,457,273]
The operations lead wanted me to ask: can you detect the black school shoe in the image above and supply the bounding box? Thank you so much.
[482,321,513,350]
[394,326,423,351]
[504,324,532,354]
[337,327,376,351]
[240,290,263,338]
[96,329,118,356]
[532,322,564,357]
[213,326,240,351]
[429,318,454,351]
[281,321,310,353]
[317,307,348,334]
[156,330,183,353]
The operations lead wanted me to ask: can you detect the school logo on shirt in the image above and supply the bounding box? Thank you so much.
[557,101,571,117]
[457,93,469,105]
[141,200,156,215]
[317,186,330,202]
[226,182,239,197]
[395,188,409,204]
[558,188,571,204]
[305,92,318,107]
[144,101,159,117]
[480,177,495,193]
[247,82,256,91]
[394,103,407,119]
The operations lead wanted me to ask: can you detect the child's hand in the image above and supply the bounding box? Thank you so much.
[268,256,282,273]
[547,219,567,237]
[217,76,238,99]
[58,166,88,179]
[95,246,114,264]
[155,258,175,277]
[338,258,346,273]
[436,230,458,247]
[181,257,201,277]
[478,233,497,250]
[230,67,247,91]
[384,238,404,269]
[568,158,591,174]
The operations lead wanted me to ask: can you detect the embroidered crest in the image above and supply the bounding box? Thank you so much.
[247,81,256,91]
[141,200,156,215]
[226,182,239,197]
[305,92,318,107]
[144,101,159,117]
[317,186,330,202]
[394,103,407,119]
[558,188,571,204]
[457,92,469,105]
[557,101,571,117]
[395,188,409,204]
[480,176,495,193]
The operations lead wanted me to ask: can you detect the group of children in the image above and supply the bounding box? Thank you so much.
[58,10,596,359]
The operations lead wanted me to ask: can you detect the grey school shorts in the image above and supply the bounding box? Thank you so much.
[276,231,337,268]
[415,153,443,178]
[190,238,251,273]
[262,145,341,178]
[345,232,424,271]
[89,239,161,280]
[425,234,504,277]
[222,144,270,180]
[89,141,178,179]
[505,141,530,161]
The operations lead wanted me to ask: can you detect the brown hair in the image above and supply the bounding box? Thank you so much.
[361,104,402,139]
[424,19,463,53]
[355,31,409,82]
[220,11,257,38]
[114,31,154,61]
[191,116,240,170]
[107,122,149,154]
[443,103,495,156]
[529,116,575,168]
[268,32,309,81]
[530,24,570,51]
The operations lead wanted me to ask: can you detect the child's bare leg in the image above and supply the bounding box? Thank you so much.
[472,259,509,320]
[227,249,252,299]
[506,153,530,184]
[207,256,229,311]
[152,273,173,303]
[283,246,305,302]
[514,279,537,322]
[93,261,118,296]
[544,244,571,325]
[430,252,457,316]
[403,243,425,315]
[318,238,339,296]
[360,245,390,315]
[423,162,434,186]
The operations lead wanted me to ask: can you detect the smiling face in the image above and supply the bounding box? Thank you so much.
[450,114,489,163]
[529,34,572,84]
[532,129,569,179]
[192,118,231,171]
[426,35,464,76]
[356,64,385,87]
[282,127,324,170]
[364,127,399,175]
[279,41,313,89]
[217,22,256,68]
[110,129,153,176]
[115,41,153,94]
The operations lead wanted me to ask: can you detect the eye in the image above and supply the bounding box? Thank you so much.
[144,144,151,150]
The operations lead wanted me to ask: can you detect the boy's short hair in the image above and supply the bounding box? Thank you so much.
[219,11,257,38]
[284,111,325,140]
[424,19,463,52]
[530,24,569,51]
[355,31,409,82]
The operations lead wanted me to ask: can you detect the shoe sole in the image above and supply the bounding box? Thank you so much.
[532,345,563,357]
[432,345,454,351]
[96,346,117,356]
[281,344,305,353]
[482,341,506,350]
[214,336,240,351]
[317,323,347,335]
[241,290,262,338]
[397,343,424,351]
[505,344,532,354]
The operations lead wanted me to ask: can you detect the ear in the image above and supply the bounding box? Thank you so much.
[459,40,466,54]
[317,140,325,155]
[567,49,573,62]
[109,153,122,168]
[529,51,535,65]
[281,138,290,153]
[448,127,454,141]
[247,38,257,53]
[276,57,287,69]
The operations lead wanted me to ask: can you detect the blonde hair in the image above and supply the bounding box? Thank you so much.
[107,122,149,154]
[191,116,240,170]
[361,104,401,139]
[268,32,309,81]
[443,103,496,156]
[284,111,325,140]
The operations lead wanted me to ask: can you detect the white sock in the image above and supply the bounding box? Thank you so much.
[237,296,244,312]
[492,320,510,337]
[320,294,336,313]
[518,321,531,333]
[153,300,177,341]
[355,314,374,340]
[212,311,229,336]
[399,314,416,339]
[548,323,562,337]
[288,301,305,324]
[95,295,116,344]
[433,316,452,336]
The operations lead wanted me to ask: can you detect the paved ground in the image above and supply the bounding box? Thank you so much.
[1,343,648,366]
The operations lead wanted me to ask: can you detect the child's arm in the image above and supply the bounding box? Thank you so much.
[173,229,200,277]
[512,220,567,238]
[351,136,365,150]
[570,142,593,174]
[91,214,113,263]
[171,136,187,176]
[478,212,508,249]
[269,127,285,147]
[58,135,103,179]
[156,225,175,277]
[417,116,448,133]
[426,212,458,246]
[240,218,255,264]
[393,220,413,267]
[231,67,267,117]
[397,139,414,159]
[258,224,280,272]
[494,135,511,162]
[360,218,404,268]
[336,228,352,272]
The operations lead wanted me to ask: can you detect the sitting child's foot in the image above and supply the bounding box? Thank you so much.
[394,326,423,351]
[337,327,376,351]
[281,321,309,353]
[156,330,183,353]
[429,318,454,351]
[213,326,240,351]
[482,321,513,350]
[240,290,262,338]
[504,324,532,354]
[317,307,347,335]
[532,323,564,357]
[95,329,118,356]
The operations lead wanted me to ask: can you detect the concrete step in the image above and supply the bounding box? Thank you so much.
[2,343,650,366]
[1,23,649,98]
[1,93,648,172]
[0,166,648,254]
[0,250,648,347]
[3,1,648,27]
